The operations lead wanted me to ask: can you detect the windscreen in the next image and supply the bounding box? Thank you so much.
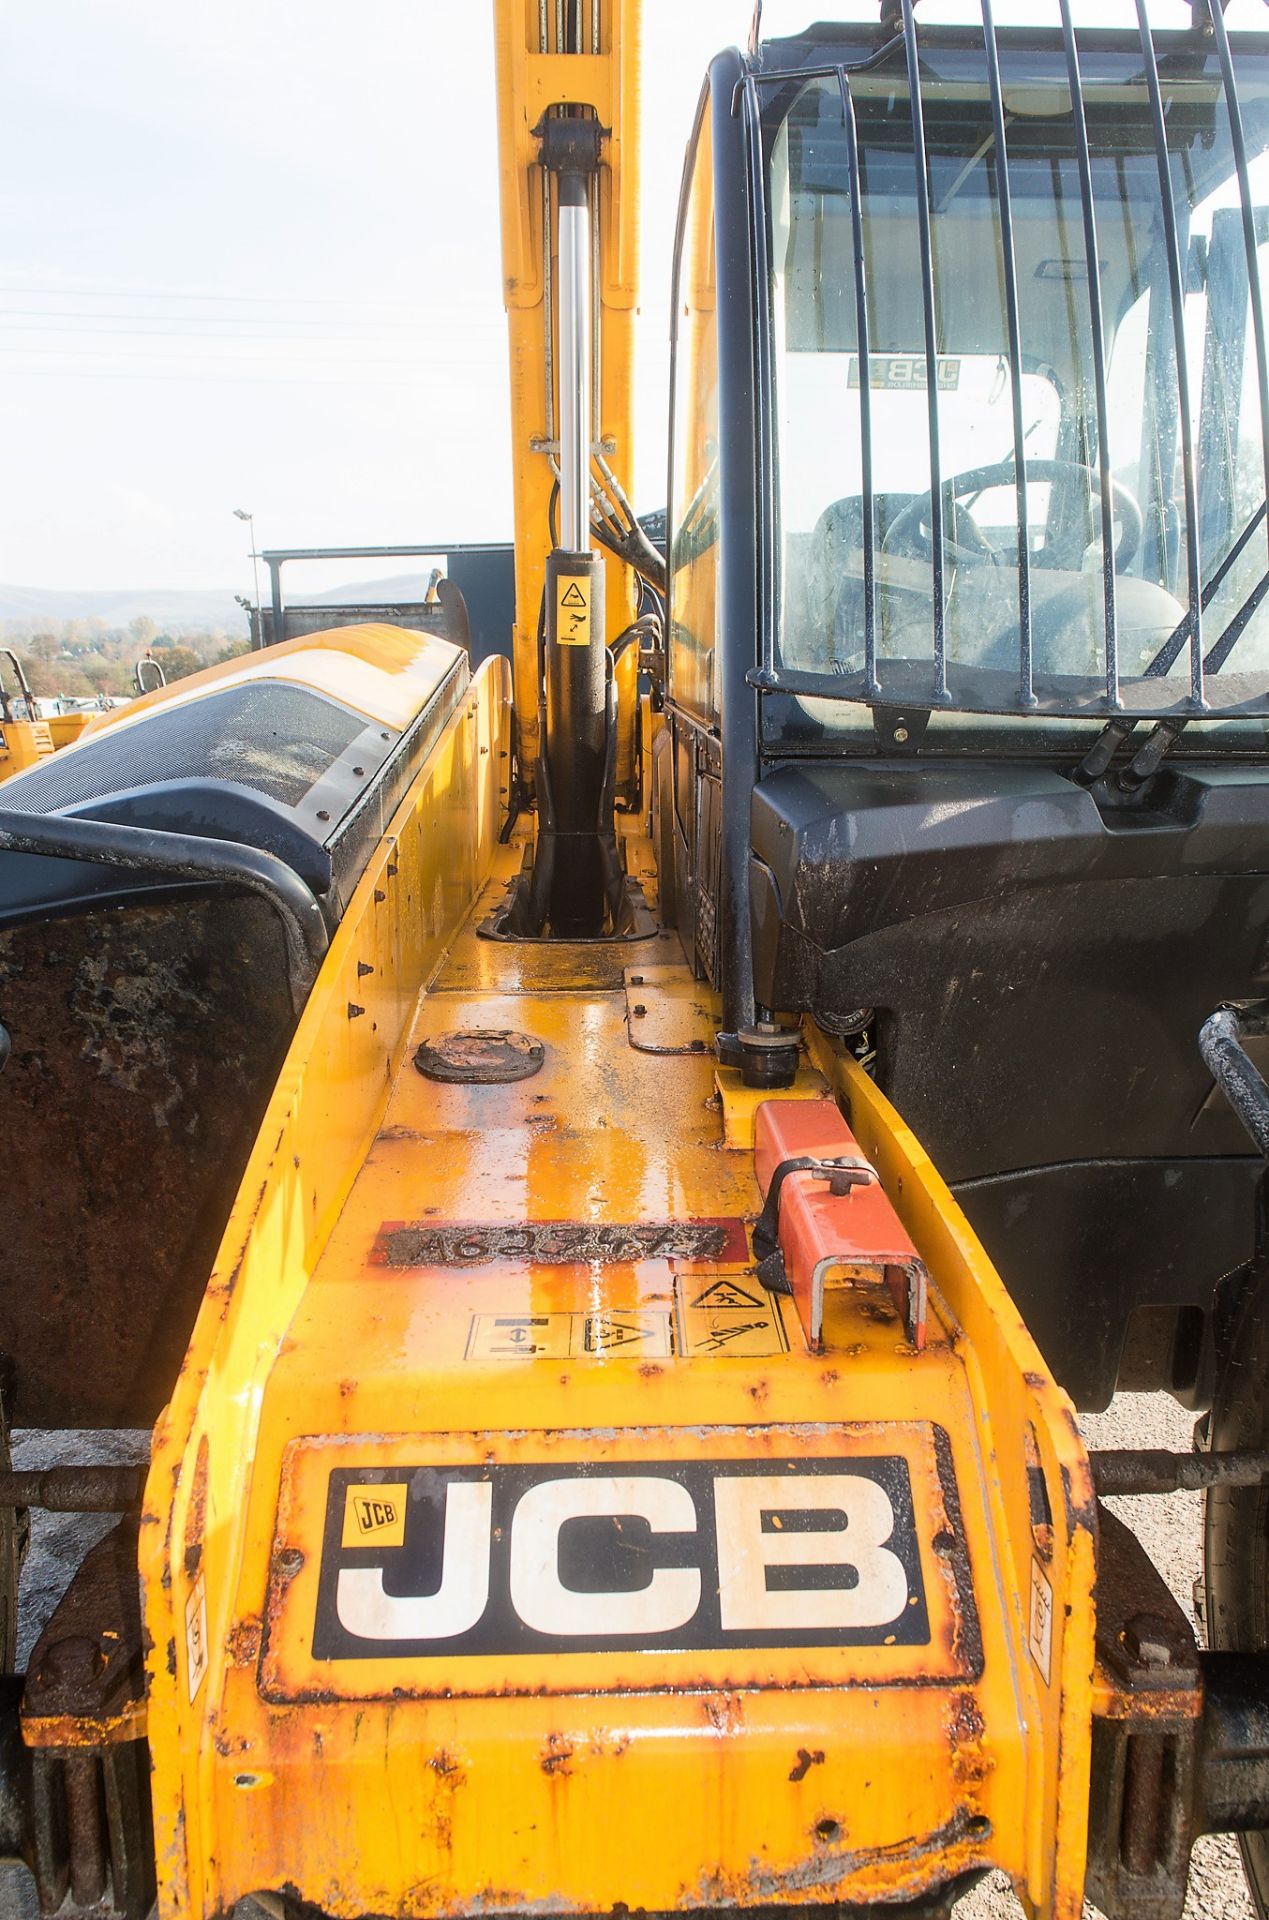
[765,18,1269,722]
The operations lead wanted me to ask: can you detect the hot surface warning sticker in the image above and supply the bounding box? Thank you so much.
[556,574,591,646]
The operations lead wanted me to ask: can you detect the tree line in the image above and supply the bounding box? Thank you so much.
[1,614,249,701]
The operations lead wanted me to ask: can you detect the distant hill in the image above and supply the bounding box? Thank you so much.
[0,574,454,631]
[295,573,448,606]
[0,583,244,631]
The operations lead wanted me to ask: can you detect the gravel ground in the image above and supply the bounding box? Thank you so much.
[0,1403,1255,1920]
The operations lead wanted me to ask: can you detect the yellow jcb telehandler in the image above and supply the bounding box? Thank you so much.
[3,3,1269,1917]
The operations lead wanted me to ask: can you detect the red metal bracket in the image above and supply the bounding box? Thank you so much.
[753,1099,928,1352]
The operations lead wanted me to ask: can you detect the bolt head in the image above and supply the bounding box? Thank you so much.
[36,1634,103,1688]
[1123,1612,1175,1668]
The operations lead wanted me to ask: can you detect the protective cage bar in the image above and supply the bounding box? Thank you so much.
[747,7,1269,721]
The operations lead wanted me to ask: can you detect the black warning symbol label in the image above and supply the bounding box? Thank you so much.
[556,574,591,647]
[466,1311,674,1359]
[691,1279,763,1311]
[691,1319,771,1352]
[675,1276,791,1358]
[584,1313,659,1353]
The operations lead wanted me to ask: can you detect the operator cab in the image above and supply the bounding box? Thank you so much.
[661,0,1269,1408]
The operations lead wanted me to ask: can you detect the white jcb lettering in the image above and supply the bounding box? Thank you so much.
[336,1481,492,1641]
[508,1475,700,1636]
[713,1474,907,1632]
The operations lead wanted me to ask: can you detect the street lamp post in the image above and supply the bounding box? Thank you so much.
[232,509,262,626]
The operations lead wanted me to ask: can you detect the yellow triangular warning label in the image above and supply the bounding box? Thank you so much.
[690,1279,763,1310]
[560,581,588,607]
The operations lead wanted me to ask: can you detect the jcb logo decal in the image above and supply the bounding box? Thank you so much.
[314,1460,928,1658]
[341,1484,407,1548]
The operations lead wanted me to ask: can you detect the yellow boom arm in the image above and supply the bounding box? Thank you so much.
[493,0,642,775]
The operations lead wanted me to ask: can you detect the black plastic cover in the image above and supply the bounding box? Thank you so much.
[750,759,1269,1404]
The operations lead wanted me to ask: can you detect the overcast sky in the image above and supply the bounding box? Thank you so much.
[0,2,748,594]
[1,0,1259,595]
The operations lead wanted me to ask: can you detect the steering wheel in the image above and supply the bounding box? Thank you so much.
[882,457,1143,575]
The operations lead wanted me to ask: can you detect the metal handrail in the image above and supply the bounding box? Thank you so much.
[0,809,328,1011]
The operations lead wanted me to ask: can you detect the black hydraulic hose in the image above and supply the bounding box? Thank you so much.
[0,807,328,1011]
[524,756,556,935]
[596,654,629,934]
[1200,1004,1269,1162]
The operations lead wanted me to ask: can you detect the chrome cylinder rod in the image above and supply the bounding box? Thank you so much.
[558,182,592,553]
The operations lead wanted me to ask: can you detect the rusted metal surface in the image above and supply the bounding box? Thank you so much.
[0,1468,144,1514]
[1086,1506,1202,1920]
[1091,1447,1269,1496]
[0,1679,33,1864]
[62,1755,106,1908]
[0,809,327,1010]
[19,1519,154,1920]
[28,1738,153,1920]
[0,894,294,1427]
[413,1028,545,1084]
[22,1520,146,1749]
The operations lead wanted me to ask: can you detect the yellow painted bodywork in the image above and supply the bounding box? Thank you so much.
[132,10,1094,1913]
[82,621,460,743]
[494,0,641,775]
[44,711,94,752]
[140,658,1097,1920]
[0,715,54,781]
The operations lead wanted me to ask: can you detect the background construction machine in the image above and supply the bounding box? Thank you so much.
[4,2,1269,1917]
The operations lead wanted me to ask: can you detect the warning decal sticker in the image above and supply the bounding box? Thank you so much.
[185,1573,209,1703]
[556,574,591,646]
[466,1311,673,1360]
[1029,1558,1054,1685]
[689,1279,764,1311]
[675,1276,790,1358]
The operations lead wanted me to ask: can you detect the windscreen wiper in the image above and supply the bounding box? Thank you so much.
[1077,497,1269,784]
[1115,568,1269,787]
